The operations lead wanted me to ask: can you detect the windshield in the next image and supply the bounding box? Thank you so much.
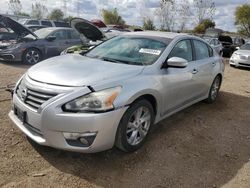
[24,28,54,39]
[85,36,168,65]
[240,43,250,50]
[34,28,55,38]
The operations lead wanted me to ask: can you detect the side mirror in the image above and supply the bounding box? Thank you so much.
[236,46,240,50]
[46,36,56,41]
[162,57,188,69]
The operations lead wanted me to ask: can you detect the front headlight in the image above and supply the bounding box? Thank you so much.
[63,87,122,113]
[232,52,239,59]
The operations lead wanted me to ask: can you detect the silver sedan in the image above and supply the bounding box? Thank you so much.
[9,32,224,153]
[230,42,250,68]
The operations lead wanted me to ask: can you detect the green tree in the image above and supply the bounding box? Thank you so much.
[48,9,64,21]
[19,12,30,17]
[101,8,125,25]
[193,19,215,33]
[143,18,155,30]
[63,16,74,23]
[235,4,250,37]
[31,3,48,19]
[8,0,22,15]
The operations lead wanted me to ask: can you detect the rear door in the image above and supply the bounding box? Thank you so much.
[192,39,216,97]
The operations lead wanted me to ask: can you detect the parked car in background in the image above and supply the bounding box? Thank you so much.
[0,15,82,64]
[27,25,48,32]
[18,19,70,28]
[61,18,128,55]
[230,42,250,68]
[204,38,223,55]
[218,35,234,57]
[0,23,17,41]
[9,31,224,153]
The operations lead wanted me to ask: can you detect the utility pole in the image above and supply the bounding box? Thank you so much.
[76,0,80,17]
[63,0,67,17]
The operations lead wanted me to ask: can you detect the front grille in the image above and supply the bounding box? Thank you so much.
[240,55,250,60]
[16,79,57,111]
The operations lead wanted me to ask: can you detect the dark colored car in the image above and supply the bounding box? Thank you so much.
[0,23,17,41]
[19,19,70,28]
[219,36,245,57]
[0,15,82,64]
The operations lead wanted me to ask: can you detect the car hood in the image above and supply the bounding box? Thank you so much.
[27,54,144,87]
[70,18,105,41]
[0,15,37,39]
[236,50,250,56]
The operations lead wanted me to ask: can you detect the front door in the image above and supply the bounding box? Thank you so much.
[161,39,201,116]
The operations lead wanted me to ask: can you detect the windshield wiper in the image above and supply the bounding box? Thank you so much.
[101,57,143,65]
[101,57,122,63]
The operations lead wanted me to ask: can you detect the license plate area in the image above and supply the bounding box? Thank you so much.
[14,106,27,123]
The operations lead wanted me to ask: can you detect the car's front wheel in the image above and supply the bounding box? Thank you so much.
[23,48,42,64]
[115,99,155,152]
[205,75,221,103]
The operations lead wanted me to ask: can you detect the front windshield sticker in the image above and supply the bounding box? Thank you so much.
[139,48,161,55]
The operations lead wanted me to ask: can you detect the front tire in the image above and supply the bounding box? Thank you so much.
[115,99,155,152]
[23,48,42,64]
[205,75,221,103]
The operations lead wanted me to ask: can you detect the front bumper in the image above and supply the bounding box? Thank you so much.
[9,92,128,153]
[229,57,250,68]
[0,49,22,61]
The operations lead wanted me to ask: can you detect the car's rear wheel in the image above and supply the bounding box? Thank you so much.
[205,75,221,103]
[115,99,155,152]
[23,48,42,64]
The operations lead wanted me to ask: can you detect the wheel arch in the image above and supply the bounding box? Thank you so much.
[127,93,158,116]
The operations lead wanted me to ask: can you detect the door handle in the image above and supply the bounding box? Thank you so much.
[212,62,216,66]
[192,69,198,74]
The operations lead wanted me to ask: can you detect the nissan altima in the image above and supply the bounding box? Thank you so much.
[9,31,224,153]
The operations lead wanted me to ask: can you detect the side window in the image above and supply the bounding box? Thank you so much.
[27,20,39,25]
[211,39,216,46]
[208,45,214,57]
[54,22,70,27]
[193,40,210,60]
[168,40,193,62]
[51,30,69,40]
[70,30,80,39]
[41,21,52,27]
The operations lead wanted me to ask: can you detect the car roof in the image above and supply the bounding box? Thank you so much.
[41,27,72,31]
[123,31,189,39]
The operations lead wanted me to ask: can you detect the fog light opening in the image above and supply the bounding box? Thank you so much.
[79,137,89,145]
[63,132,97,147]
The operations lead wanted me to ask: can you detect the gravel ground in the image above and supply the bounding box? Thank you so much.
[0,60,249,188]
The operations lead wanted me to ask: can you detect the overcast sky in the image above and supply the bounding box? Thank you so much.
[0,0,249,32]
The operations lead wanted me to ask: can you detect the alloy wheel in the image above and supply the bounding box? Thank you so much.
[26,50,40,64]
[126,106,151,146]
[211,77,220,101]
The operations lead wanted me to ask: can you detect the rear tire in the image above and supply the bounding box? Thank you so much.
[23,48,42,64]
[115,99,155,152]
[205,75,221,104]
